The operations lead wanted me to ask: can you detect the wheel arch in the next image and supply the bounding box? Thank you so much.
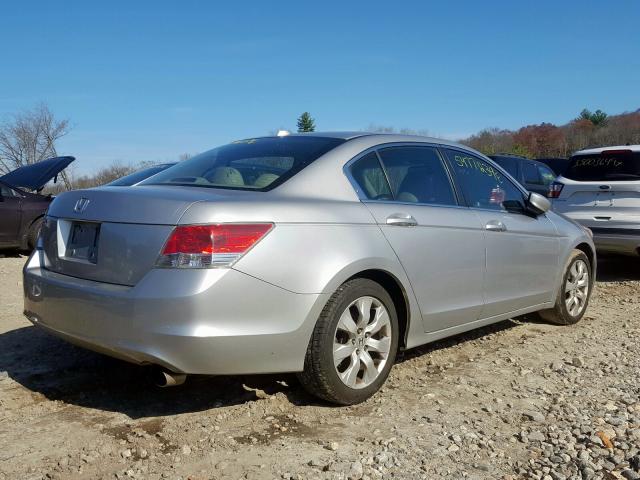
[574,241,596,283]
[20,214,45,250]
[343,268,413,350]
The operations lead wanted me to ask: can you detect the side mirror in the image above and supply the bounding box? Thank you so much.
[527,192,551,216]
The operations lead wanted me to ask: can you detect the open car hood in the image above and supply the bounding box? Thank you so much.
[0,156,75,191]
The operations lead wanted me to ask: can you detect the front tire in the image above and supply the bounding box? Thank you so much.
[539,249,592,325]
[297,278,399,405]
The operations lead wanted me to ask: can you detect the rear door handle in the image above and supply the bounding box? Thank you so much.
[386,213,418,227]
[485,220,506,232]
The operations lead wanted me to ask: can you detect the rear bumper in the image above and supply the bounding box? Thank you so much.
[23,250,327,374]
[552,208,640,256]
[592,231,640,256]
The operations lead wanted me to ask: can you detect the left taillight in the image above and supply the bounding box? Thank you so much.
[548,181,564,199]
[156,223,273,268]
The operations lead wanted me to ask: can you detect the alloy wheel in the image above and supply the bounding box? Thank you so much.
[564,259,589,317]
[332,296,392,389]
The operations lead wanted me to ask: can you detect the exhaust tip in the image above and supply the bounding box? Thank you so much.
[152,367,186,387]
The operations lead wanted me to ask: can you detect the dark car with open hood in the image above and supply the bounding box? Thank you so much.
[0,156,74,250]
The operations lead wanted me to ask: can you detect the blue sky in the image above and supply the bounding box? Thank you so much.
[1,1,639,175]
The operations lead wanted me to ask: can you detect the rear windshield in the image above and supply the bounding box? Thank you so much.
[140,136,345,191]
[107,164,175,186]
[565,150,640,181]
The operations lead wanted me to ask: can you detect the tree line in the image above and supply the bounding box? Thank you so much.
[460,108,640,159]
[1,105,639,193]
[0,103,73,188]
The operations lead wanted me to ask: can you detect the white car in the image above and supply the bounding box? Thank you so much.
[551,145,640,256]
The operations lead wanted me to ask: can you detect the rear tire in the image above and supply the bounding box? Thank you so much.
[27,217,44,251]
[539,249,592,325]
[297,278,399,405]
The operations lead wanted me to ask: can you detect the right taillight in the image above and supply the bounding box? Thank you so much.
[548,182,564,199]
[157,223,273,268]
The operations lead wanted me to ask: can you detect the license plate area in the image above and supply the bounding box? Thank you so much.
[594,192,613,207]
[65,222,100,264]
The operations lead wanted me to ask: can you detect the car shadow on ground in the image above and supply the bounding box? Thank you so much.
[0,250,24,258]
[0,321,525,418]
[0,325,321,418]
[397,319,520,364]
[1,254,637,418]
[596,255,640,282]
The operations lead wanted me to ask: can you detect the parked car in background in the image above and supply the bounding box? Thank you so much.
[24,134,594,405]
[551,145,640,256]
[0,156,74,250]
[106,163,177,186]
[489,154,558,196]
[537,157,569,177]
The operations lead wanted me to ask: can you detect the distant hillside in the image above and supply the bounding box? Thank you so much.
[460,109,640,158]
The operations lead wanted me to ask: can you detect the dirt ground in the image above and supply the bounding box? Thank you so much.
[0,253,639,480]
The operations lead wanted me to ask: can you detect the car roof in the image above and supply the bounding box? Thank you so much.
[574,145,640,155]
[253,131,469,149]
[489,153,527,159]
[281,131,372,140]
[489,154,548,166]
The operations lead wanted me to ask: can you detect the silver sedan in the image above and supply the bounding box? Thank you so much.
[23,133,595,404]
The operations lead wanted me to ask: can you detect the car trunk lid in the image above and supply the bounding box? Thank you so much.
[556,150,640,229]
[0,156,75,191]
[559,181,640,208]
[46,185,214,224]
[40,186,240,286]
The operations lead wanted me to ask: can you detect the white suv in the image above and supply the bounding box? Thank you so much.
[551,145,640,256]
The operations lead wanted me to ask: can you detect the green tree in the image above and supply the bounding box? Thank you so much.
[578,108,608,127]
[511,144,532,158]
[296,112,316,132]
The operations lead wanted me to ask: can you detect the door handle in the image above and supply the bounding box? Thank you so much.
[485,220,506,232]
[386,213,418,227]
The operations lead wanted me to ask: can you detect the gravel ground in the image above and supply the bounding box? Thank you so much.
[0,253,639,480]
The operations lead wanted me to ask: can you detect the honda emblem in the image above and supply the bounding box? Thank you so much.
[73,197,90,213]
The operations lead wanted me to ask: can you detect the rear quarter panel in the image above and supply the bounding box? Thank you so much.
[234,221,426,348]
[181,198,426,345]
[234,222,407,295]
[180,198,409,294]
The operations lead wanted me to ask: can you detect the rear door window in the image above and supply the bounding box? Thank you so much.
[523,162,542,185]
[377,146,457,206]
[565,150,640,181]
[538,158,567,176]
[490,156,519,178]
[538,164,556,186]
[0,184,18,197]
[350,152,392,200]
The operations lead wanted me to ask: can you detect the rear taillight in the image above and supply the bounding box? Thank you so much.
[601,149,632,156]
[548,182,564,199]
[157,223,273,268]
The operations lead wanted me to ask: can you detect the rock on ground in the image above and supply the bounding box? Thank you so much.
[0,255,639,479]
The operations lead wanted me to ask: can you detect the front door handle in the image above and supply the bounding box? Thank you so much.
[485,220,506,232]
[386,213,418,227]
